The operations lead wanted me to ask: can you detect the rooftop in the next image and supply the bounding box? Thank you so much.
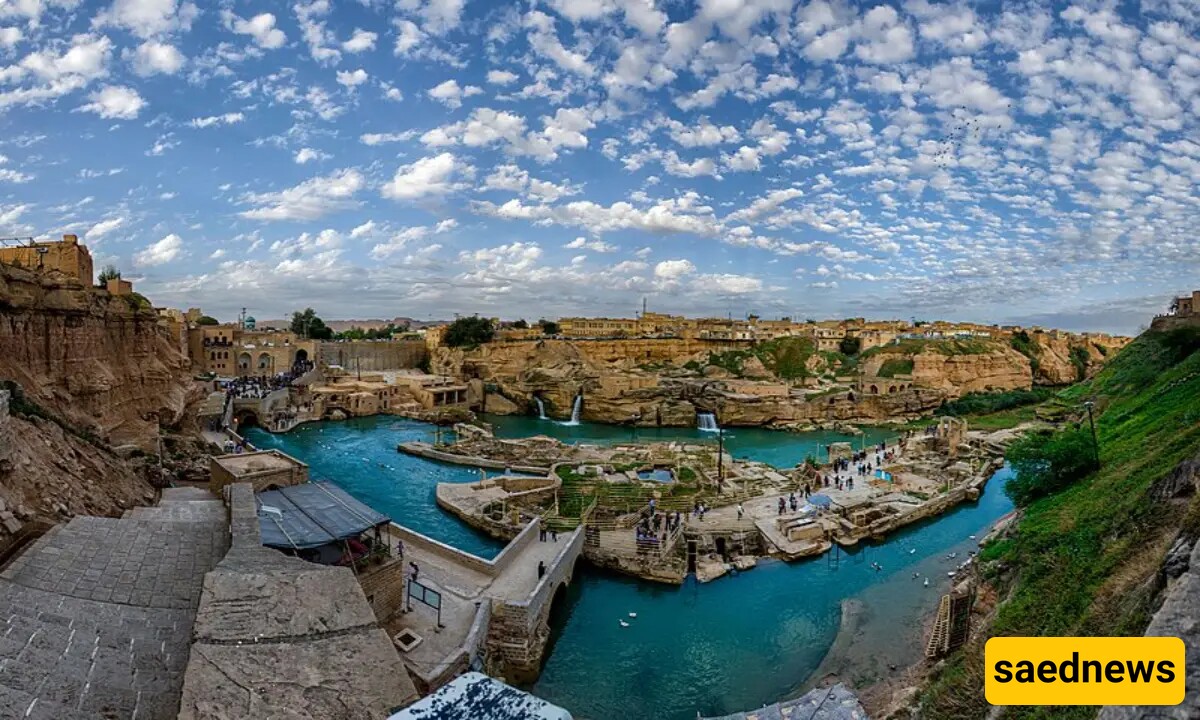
[212,448,306,476]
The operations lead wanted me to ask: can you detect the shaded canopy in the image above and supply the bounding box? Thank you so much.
[258,482,389,550]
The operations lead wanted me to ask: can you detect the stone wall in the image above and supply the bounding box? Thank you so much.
[319,340,428,371]
[180,483,420,718]
[387,522,498,576]
[359,557,408,623]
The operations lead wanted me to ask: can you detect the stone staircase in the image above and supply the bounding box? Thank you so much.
[0,487,229,719]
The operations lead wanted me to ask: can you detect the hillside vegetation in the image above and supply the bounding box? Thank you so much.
[916,327,1200,720]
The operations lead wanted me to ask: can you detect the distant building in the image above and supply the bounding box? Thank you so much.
[0,234,94,284]
[1173,291,1199,317]
[105,277,133,296]
[186,320,316,378]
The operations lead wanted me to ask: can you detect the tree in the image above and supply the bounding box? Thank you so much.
[539,319,560,336]
[195,315,219,326]
[1004,428,1098,507]
[443,316,495,347]
[511,319,529,329]
[838,336,861,355]
[290,308,333,340]
[97,264,121,285]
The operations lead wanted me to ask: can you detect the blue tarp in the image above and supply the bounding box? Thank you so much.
[257,482,390,550]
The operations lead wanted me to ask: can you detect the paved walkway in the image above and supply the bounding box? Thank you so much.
[0,488,228,719]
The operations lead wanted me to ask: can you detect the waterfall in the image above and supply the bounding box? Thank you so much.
[534,396,547,420]
[697,412,719,432]
[559,393,583,426]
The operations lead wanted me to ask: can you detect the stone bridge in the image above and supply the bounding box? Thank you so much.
[373,519,585,690]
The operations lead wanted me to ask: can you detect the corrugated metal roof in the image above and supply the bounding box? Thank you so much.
[257,482,390,550]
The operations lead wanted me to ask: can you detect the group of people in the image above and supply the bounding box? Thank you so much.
[634,509,682,547]
[224,373,293,400]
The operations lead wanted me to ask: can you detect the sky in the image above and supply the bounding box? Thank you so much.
[0,0,1197,334]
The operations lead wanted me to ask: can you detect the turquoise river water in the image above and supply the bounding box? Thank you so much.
[247,416,1014,720]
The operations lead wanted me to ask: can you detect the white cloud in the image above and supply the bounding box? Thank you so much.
[189,112,244,128]
[240,168,365,221]
[565,236,616,252]
[294,147,328,164]
[78,85,145,119]
[85,216,126,240]
[129,40,184,76]
[134,233,183,266]
[487,69,519,85]
[336,68,369,88]
[342,28,377,53]
[360,131,415,145]
[0,27,24,48]
[654,258,695,280]
[95,0,198,39]
[223,11,286,50]
[382,152,467,200]
[856,6,915,64]
[427,78,483,108]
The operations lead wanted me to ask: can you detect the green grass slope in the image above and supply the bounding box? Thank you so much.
[916,328,1200,720]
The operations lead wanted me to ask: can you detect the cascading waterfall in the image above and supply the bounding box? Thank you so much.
[559,393,583,426]
[697,412,719,432]
[534,396,547,420]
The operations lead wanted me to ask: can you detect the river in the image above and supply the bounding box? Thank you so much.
[246,416,1013,720]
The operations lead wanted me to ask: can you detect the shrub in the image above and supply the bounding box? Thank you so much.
[838,336,861,355]
[938,388,1052,417]
[1004,427,1098,507]
[877,357,914,377]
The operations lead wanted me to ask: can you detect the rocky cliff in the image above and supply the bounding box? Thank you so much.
[0,263,191,446]
[0,263,195,544]
[1029,334,1108,385]
[438,341,951,427]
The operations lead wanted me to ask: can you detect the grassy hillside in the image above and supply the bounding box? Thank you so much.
[916,328,1200,720]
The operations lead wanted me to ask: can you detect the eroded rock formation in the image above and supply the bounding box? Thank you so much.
[0,263,194,543]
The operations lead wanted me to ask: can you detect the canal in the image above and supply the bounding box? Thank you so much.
[247,416,1013,720]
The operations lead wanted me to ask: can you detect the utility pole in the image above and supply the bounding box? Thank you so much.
[1084,400,1100,468]
[715,409,724,488]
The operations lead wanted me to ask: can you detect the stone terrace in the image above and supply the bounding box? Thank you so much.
[0,487,228,719]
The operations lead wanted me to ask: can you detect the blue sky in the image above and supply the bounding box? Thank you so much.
[0,0,1197,333]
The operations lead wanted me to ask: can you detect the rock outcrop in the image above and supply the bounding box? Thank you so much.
[0,263,192,447]
[0,263,195,544]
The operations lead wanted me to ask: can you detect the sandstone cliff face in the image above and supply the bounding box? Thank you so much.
[908,348,1033,395]
[0,264,193,543]
[1031,336,1108,385]
[0,264,191,447]
[440,341,950,427]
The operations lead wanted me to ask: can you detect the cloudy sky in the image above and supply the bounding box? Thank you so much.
[1,0,1197,333]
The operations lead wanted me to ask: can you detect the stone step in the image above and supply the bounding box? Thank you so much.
[160,486,218,502]
[1,516,228,610]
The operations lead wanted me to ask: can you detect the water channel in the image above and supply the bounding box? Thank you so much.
[247,415,1014,720]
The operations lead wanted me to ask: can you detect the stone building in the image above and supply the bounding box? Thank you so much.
[1173,290,1199,317]
[209,449,309,493]
[186,322,316,377]
[0,234,94,284]
[105,276,133,296]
